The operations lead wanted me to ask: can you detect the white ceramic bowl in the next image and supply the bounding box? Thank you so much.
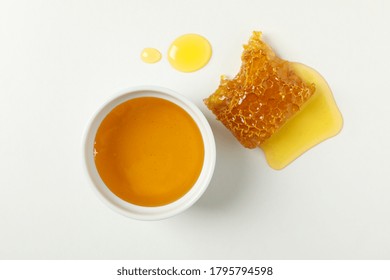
[83,86,216,220]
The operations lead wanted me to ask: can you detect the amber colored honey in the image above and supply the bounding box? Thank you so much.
[94,97,205,207]
[204,31,315,149]
[205,31,342,169]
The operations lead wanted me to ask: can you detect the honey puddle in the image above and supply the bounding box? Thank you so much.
[140,34,212,72]
[140,48,162,64]
[167,34,212,72]
[260,63,343,169]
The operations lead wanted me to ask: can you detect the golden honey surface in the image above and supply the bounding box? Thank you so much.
[140,48,162,64]
[168,34,212,72]
[94,97,205,206]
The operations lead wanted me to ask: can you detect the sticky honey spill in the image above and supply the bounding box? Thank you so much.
[205,31,343,169]
[167,34,212,72]
[140,48,162,64]
[94,97,205,206]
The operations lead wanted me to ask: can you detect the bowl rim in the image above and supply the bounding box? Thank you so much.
[82,86,216,220]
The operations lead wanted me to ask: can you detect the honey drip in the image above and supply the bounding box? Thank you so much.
[168,34,212,72]
[204,31,315,148]
[140,48,162,64]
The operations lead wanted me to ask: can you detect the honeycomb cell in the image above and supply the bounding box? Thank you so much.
[204,31,315,148]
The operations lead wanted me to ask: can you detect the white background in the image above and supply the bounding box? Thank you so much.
[0,0,389,259]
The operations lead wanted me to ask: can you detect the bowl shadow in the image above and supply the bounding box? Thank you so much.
[194,118,254,211]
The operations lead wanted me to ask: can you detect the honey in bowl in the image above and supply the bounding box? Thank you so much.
[94,97,205,207]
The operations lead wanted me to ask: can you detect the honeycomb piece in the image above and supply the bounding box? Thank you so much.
[204,31,316,148]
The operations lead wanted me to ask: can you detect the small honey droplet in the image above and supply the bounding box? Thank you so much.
[168,34,212,72]
[140,48,162,64]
